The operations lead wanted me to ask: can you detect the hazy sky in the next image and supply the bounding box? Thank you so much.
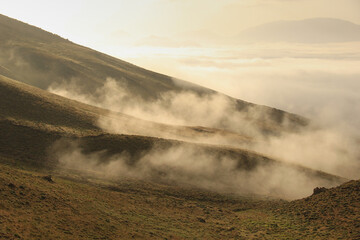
[2,0,360,46]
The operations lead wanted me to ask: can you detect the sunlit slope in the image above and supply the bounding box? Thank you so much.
[0,14,307,133]
[0,75,103,135]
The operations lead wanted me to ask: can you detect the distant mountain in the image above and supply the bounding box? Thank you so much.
[237,18,360,43]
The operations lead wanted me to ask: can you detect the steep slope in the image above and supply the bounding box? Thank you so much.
[237,18,360,43]
[0,14,307,134]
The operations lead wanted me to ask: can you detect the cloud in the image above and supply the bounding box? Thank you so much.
[135,35,200,48]
[49,78,262,136]
[51,139,343,199]
[256,127,360,179]
[136,43,360,134]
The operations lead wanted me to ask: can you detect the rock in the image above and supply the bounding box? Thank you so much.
[197,217,206,223]
[233,207,249,212]
[42,175,54,183]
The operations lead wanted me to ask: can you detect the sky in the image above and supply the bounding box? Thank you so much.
[1,0,360,131]
[2,0,360,45]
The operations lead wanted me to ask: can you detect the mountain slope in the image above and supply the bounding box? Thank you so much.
[237,18,360,43]
[0,14,307,134]
[0,74,344,198]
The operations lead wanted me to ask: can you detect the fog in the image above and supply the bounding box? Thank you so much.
[51,140,341,200]
[49,78,266,137]
[122,42,360,136]
[120,42,360,140]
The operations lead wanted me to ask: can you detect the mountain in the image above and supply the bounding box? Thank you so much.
[0,13,357,239]
[237,18,360,43]
[0,13,347,195]
[0,14,306,135]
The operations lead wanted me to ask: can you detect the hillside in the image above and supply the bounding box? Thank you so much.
[237,18,360,43]
[0,12,349,199]
[0,14,306,135]
[0,75,343,197]
[0,13,358,239]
